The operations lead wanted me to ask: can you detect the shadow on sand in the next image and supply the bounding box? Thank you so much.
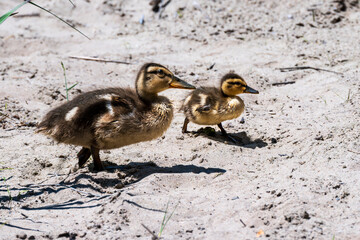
[189,127,268,149]
[84,161,226,188]
[0,162,225,211]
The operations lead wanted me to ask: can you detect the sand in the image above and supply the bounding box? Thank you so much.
[1,0,359,239]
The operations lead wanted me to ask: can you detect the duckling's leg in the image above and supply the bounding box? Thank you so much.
[77,147,91,168]
[182,117,190,133]
[217,123,238,143]
[90,146,105,171]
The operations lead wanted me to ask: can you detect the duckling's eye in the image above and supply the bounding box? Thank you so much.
[157,69,165,78]
[228,82,241,86]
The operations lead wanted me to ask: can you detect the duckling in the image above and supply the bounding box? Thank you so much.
[182,73,258,143]
[37,63,195,171]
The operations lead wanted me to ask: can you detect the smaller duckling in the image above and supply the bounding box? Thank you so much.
[182,73,258,143]
[37,63,195,171]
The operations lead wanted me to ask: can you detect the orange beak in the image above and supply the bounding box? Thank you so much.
[169,76,196,89]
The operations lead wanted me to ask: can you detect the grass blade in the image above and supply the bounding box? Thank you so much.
[68,0,76,7]
[61,62,69,101]
[158,201,179,238]
[61,62,77,101]
[0,0,30,24]
[163,201,179,228]
[158,201,169,237]
[67,83,78,91]
[28,1,90,40]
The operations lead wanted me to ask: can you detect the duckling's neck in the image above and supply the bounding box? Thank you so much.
[136,71,159,103]
[137,89,159,103]
[220,89,234,98]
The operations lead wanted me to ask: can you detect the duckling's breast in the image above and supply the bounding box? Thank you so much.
[217,97,244,121]
[94,98,173,149]
[184,90,244,125]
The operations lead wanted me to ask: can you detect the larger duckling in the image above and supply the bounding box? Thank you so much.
[182,73,258,142]
[37,63,195,171]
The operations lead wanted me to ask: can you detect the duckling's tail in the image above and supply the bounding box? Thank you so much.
[35,125,46,134]
[35,121,54,135]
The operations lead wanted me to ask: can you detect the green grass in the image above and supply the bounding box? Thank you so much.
[61,62,78,101]
[2,177,13,206]
[346,89,351,103]
[0,0,29,24]
[0,1,89,39]
[319,96,327,105]
[1,169,27,205]
[158,200,180,238]
[331,89,353,103]
[0,221,8,230]
[0,168,13,171]
[17,190,28,200]
[6,186,12,203]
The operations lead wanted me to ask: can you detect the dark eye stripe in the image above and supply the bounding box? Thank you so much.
[148,70,172,78]
[228,82,242,86]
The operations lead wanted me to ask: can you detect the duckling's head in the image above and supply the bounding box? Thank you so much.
[136,63,195,101]
[220,73,259,96]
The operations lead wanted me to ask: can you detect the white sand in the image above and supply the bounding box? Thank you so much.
[1,0,359,239]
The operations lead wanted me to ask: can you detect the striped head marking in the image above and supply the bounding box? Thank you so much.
[136,63,175,95]
[221,73,259,96]
[136,63,195,100]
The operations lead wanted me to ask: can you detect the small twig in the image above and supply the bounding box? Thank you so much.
[13,13,40,18]
[277,66,343,75]
[346,89,351,102]
[67,0,76,7]
[141,223,158,240]
[0,112,27,126]
[161,0,172,9]
[19,212,43,224]
[348,149,360,154]
[69,56,131,65]
[159,0,172,18]
[213,172,224,179]
[271,81,295,86]
[0,222,44,232]
[311,9,316,22]
[240,219,246,227]
[207,63,216,70]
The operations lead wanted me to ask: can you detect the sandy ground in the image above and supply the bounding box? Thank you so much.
[1,0,360,239]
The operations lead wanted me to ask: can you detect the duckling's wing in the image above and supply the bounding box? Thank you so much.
[196,104,211,112]
[74,88,142,128]
[190,87,219,112]
[36,88,140,145]
[94,96,136,125]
